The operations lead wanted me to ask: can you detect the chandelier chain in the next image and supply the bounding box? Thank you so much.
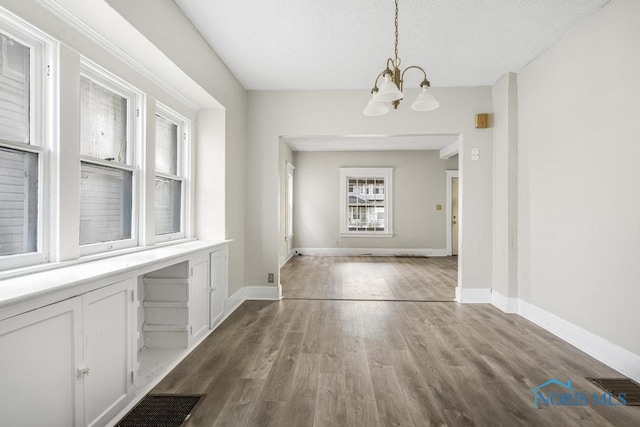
[394,0,399,64]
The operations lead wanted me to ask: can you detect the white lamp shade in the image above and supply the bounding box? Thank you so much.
[363,96,389,116]
[374,75,403,102]
[411,87,440,111]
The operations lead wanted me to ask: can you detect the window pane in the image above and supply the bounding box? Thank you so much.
[347,177,385,231]
[155,176,181,235]
[0,146,38,255]
[0,33,30,144]
[155,115,178,175]
[80,162,132,245]
[80,77,127,162]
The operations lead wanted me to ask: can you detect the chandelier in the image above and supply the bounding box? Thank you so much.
[363,0,439,116]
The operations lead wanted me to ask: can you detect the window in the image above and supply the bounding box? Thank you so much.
[339,168,393,237]
[285,162,294,240]
[79,62,140,254]
[0,16,52,270]
[154,105,189,241]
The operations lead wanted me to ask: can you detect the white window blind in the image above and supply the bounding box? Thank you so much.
[155,114,177,175]
[0,33,30,145]
[80,77,127,162]
[0,146,38,256]
[79,163,132,245]
[154,176,181,235]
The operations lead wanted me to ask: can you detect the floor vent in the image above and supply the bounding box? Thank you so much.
[587,378,640,406]
[116,394,206,426]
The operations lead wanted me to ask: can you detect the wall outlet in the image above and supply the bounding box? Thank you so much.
[268,273,274,283]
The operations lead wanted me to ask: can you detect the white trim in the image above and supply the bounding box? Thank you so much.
[445,170,459,256]
[339,167,393,236]
[490,290,518,313]
[455,287,491,303]
[518,299,640,384]
[245,285,281,301]
[293,247,448,257]
[224,287,246,317]
[285,161,295,240]
[439,139,459,159]
[38,0,201,111]
[280,249,295,268]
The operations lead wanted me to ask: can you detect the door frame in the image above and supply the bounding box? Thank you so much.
[445,170,459,256]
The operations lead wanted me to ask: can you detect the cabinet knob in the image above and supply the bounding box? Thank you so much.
[77,366,90,378]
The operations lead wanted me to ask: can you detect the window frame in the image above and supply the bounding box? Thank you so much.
[154,103,190,243]
[285,162,295,241]
[78,60,141,256]
[339,167,394,237]
[0,11,54,271]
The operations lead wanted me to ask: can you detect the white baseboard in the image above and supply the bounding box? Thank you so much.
[491,290,519,313]
[280,250,295,268]
[293,247,448,257]
[455,287,492,303]
[224,287,246,317]
[245,284,282,300]
[518,299,640,384]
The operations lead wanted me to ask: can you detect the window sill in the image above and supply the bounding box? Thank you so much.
[340,233,395,238]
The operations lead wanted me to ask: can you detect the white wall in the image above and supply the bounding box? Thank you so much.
[518,0,640,356]
[291,150,457,251]
[491,73,519,309]
[107,0,248,297]
[247,88,493,289]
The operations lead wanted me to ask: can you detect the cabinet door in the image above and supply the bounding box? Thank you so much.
[0,298,83,427]
[210,249,228,327]
[83,279,133,427]
[189,254,210,344]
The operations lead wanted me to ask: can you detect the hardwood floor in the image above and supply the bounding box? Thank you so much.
[150,257,640,426]
[280,255,457,301]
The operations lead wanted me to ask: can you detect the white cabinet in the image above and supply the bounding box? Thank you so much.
[189,253,210,344]
[0,297,83,427]
[209,248,228,328]
[0,279,133,427]
[83,279,134,427]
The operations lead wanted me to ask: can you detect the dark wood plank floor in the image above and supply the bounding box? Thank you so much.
[149,257,640,426]
[280,256,457,301]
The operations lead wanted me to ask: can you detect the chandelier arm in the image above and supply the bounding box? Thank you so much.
[371,68,391,92]
[400,65,431,88]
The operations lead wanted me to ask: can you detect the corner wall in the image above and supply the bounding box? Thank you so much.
[518,0,640,357]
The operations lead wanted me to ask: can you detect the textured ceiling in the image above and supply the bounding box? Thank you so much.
[175,0,609,90]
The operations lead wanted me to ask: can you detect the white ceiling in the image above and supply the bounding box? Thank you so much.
[175,0,609,91]
[282,134,459,152]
